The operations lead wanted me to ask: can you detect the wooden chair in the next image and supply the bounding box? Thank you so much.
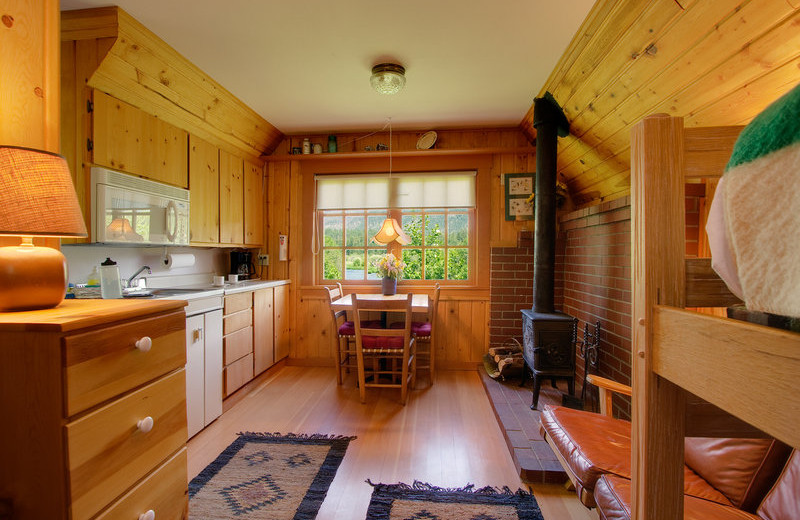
[353,294,416,404]
[410,283,440,383]
[325,284,356,385]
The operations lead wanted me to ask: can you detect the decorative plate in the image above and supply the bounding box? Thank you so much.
[416,131,438,150]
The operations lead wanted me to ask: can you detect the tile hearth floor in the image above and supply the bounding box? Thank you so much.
[479,369,574,484]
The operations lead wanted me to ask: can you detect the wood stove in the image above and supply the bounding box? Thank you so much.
[520,93,578,410]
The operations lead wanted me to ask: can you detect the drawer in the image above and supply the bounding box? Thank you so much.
[224,291,252,314]
[224,352,253,396]
[64,310,185,416]
[66,369,187,520]
[95,448,188,520]
[223,307,252,335]
[223,325,253,365]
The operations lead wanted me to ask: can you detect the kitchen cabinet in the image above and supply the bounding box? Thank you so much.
[253,287,275,375]
[0,299,188,520]
[219,149,244,245]
[92,90,188,188]
[244,159,264,246]
[222,291,253,396]
[274,283,290,361]
[189,134,220,244]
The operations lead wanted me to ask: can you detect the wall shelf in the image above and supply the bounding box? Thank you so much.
[261,146,535,161]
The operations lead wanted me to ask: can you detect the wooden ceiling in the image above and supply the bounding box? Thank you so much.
[520,0,800,206]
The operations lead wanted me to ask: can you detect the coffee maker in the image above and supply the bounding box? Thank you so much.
[230,251,256,280]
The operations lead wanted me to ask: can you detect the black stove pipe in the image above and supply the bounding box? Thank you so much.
[532,93,569,314]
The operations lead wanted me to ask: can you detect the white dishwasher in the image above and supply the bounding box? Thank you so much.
[184,295,224,438]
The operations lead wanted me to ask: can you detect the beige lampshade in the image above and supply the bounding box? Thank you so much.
[373,217,410,245]
[0,146,87,237]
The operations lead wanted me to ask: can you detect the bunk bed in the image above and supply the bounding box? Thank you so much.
[628,111,800,519]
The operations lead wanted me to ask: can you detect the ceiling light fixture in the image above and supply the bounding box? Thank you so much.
[370,63,406,95]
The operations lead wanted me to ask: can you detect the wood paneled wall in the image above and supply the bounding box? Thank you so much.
[521,0,800,206]
[265,128,536,365]
[0,0,61,249]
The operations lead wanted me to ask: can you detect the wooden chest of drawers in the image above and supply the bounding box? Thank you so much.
[0,299,188,520]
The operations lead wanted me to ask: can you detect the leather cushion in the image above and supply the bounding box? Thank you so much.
[338,320,383,336]
[389,321,432,336]
[594,475,761,520]
[757,449,799,520]
[685,438,792,512]
[541,405,730,505]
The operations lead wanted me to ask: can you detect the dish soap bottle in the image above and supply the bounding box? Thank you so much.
[87,265,101,287]
[100,258,122,299]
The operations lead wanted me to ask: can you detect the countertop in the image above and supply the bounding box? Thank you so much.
[152,279,290,301]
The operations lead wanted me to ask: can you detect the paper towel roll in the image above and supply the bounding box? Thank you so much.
[164,253,196,269]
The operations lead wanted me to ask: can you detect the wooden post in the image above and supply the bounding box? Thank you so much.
[630,114,687,520]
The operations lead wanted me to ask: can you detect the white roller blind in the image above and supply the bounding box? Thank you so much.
[316,171,475,210]
[396,172,475,208]
[316,174,390,210]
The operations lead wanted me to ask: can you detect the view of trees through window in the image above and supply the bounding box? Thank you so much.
[321,208,471,282]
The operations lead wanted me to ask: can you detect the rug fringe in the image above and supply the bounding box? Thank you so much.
[365,479,532,497]
[238,431,357,441]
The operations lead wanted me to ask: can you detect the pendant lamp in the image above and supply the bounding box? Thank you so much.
[372,118,410,245]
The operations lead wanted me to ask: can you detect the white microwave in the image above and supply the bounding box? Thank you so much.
[91,167,190,245]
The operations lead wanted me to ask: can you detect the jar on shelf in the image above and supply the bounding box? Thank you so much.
[302,138,311,154]
[328,135,337,153]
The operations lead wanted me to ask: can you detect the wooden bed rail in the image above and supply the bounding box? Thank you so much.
[654,305,800,447]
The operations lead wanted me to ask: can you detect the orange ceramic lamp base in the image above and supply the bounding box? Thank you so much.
[0,238,68,311]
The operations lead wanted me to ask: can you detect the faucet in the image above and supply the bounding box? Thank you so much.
[127,265,152,288]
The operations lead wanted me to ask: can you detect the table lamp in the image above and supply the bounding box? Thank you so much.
[0,146,87,311]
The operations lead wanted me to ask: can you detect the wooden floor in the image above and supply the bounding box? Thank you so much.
[187,366,597,520]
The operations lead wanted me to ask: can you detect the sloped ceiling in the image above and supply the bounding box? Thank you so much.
[521,0,800,205]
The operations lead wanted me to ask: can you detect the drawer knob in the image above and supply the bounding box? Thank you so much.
[137,416,154,433]
[135,336,153,352]
[139,510,155,520]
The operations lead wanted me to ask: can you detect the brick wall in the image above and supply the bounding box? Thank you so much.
[560,197,632,419]
[488,230,565,348]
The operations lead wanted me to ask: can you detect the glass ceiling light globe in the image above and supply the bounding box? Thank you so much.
[370,63,406,95]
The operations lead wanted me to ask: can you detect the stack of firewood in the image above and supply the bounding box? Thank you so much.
[488,343,524,378]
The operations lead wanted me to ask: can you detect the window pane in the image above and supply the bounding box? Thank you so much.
[448,213,469,246]
[323,249,342,280]
[448,248,469,280]
[425,214,445,246]
[403,249,422,280]
[425,249,445,280]
[323,216,342,247]
[367,215,384,245]
[367,249,384,280]
[344,249,365,280]
[402,214,424,246]
[345,216,365,247]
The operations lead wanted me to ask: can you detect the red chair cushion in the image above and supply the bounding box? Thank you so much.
[338,320,383,336]
[361,335,405,349]
[389,321,432,336]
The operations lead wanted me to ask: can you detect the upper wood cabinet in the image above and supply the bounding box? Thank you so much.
[92,91,188,188]
[244,160,264,246]
[189,135,220,245]
[219,149,244,245]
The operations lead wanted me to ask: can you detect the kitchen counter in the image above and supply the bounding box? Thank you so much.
[221,279,290,295]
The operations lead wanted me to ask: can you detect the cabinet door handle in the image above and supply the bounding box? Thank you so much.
[137,416,154,433]
[135,336,153,352]
[139,510,155,520]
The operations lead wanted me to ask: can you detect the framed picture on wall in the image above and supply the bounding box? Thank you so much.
[504,172,535,221]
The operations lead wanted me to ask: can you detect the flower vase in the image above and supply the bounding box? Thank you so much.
[381,277,397,296]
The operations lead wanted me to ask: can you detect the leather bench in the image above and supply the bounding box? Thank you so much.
[539,376,793,517]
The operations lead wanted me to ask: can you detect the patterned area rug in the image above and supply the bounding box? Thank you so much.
[189,432,355,520]
[365,481,543,520]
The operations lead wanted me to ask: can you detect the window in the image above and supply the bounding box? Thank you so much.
[316,172,475,283]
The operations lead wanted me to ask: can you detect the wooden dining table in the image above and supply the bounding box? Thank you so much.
[330,293,429,314]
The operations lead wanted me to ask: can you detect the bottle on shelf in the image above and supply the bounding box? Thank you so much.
[99,258,123,299]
